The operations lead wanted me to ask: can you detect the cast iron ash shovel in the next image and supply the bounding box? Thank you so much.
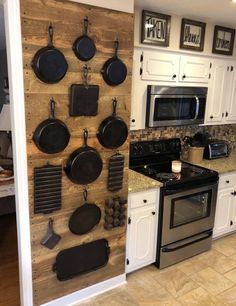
[41,218,61,249]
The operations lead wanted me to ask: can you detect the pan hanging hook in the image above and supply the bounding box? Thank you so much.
[82,64,90,89]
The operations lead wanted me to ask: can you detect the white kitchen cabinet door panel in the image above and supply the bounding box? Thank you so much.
[205,60,227,124]
[225,63,236,123]
[179,56,210,83]
[141,51,179,82]
[126,206,157,273]
[213,188,234,238]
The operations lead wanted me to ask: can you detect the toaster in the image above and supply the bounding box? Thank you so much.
[204,139,230,160]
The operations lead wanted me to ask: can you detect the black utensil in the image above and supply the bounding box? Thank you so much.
[33,98,70,154]
[97,98,128,149]
[73,17,96,61]
[69,65,99,116]
[68,188,101,235]
[107,153,124,191]
[34,164,62,214]
[64,129,103,184]
[101,40,127,86]
[40,218,61,249]
[53,239,110,281]
[32,24,68,84]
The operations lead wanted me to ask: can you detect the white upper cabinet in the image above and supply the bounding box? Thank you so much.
[140,51,210,84]
[205,60,236,125]
[179,56,210,83]
[141,51,179,82]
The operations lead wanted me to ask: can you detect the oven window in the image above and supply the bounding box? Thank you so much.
[153,97,202,121]
[170,191,212,228]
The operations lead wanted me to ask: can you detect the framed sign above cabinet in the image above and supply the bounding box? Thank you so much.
[212,25,235,55]
[141,10,171,47]
[180,18,206,52]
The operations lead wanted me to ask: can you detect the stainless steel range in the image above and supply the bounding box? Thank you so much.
[129,138,219,269]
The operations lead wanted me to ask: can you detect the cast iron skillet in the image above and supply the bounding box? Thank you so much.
[97,98,128,149]
[101,40,127,86]
[64,129,103,184]
[73,17,96,61]
[32,24,68,84]
[33,98,70,154]
[69,188,101,235]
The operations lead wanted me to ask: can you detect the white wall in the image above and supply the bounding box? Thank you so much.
[70,0,134,13]
[134,7,236,58]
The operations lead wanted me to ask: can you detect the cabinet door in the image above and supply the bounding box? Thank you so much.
[205,60,227,124]
[141,51,179,82]
[179,55,210,83]
[225,62,236,123]
[213,188,234,238]
[126,206,157,273]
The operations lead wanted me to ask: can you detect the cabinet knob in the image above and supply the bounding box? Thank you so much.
[172,74,177,79]
[182,74,186,79]
[131,119,135,123]
[226,180,230,183]
[222,113,224,118]
[231,66,234,72]
[152,211,156,215]
[210,115,214,119]
[226,112,228,117]
[231,191,236,196]
[143,199,147,203]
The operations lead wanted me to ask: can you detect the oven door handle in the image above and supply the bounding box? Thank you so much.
[192,96,200,120]
[162,231,212,253]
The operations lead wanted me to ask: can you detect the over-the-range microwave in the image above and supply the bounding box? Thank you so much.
[146,86,208,127]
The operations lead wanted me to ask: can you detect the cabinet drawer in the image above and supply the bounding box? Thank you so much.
[129,190,157,209]
[219,173,236,189]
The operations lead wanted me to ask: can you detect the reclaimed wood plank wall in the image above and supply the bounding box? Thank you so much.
[20,0,133,304]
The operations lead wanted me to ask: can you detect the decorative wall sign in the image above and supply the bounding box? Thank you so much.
[141,10,171,47]
[180,18,206,52]
[212,25,235,55]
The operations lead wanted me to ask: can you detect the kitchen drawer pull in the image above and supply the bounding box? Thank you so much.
[152,211,155,215]
[172,74,176,79]
[231,191,236,196]
[182,74,186,79]
[143,199,147,203]
[226,180,230,183]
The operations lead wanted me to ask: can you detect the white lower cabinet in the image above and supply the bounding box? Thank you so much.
[213,172,236,238]
[126,189,159,273]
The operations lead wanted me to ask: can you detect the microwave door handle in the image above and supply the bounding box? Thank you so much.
[192,96,200,120]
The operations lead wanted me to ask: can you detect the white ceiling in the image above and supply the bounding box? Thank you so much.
[0,6,5,50]
[135,0,236,27]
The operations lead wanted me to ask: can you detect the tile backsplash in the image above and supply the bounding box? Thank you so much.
[130,124,236,151]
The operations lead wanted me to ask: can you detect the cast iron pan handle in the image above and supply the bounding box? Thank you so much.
[83,128,88,147]
[83,188,88,202]
[83,17,89,35]
[114,40,119,58]
[112,98,117,116]
[48,23,54,47]
[49,98,56,119]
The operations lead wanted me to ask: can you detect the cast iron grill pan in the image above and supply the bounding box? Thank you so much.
[53,239,110,281]
[69,84,99,116]
[34,164,62,214]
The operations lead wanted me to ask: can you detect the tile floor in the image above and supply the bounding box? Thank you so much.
[79,233,236,305]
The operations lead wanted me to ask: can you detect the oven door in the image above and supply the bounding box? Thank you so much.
[161,182,218,246]
[149,94,205,127]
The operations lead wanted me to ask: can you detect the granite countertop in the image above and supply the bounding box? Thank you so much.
[186,152,236,174]
[128,169,162,193]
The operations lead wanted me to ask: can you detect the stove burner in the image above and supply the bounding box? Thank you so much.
[155,172,177,182]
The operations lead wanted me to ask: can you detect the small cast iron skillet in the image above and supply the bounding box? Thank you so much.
[73,17,96,61]
[101,40,127,86]
[97,98,128,149]
[64,129,103,184]
[69,189,101,235]
[33,98,70,154]
[32,24,68,84]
